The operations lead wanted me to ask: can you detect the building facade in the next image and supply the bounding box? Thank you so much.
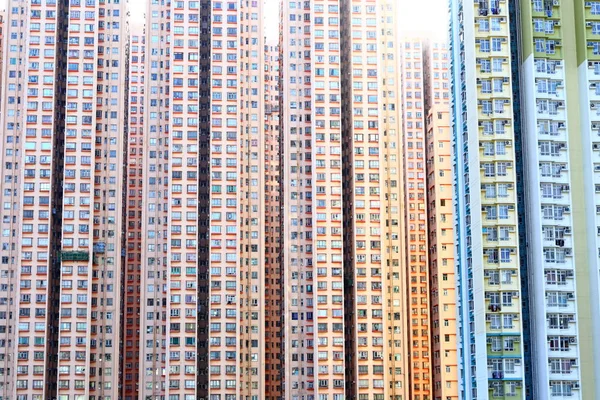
[123,22,145,400]
[0,8,5,112]
[0,0,129,399]
[398,38,433,400]
[424,41,458,400]
[341,1,409,398]
[451,0,600,399]
[138,0,278,399]
[264,42,283,400]
[520,1,600,399]
[450,0,526,399]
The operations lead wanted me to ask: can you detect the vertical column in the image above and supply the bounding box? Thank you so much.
[1,0,68,397]
[166,1,200,398]
[264,43,283,400]
[399,38,433,400]
[424,41,459,400]
[341,1,405,399]
[197,1,212,398]
[311,1,345,398]
[520,1,583,399]
[139,0,169,397]
[451,1,527,398]
[378,2,410,399]
[238,0,267,397]
[575,1,600,398]
[123,25,145,400]
[280,0,317,398]
[207,1,240,398]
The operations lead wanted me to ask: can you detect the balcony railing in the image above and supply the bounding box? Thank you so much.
[60,251,90,262]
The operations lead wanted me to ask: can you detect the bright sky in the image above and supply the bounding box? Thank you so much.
[1,0,448,42]
[398,0,449,40]
[130,0,448,41]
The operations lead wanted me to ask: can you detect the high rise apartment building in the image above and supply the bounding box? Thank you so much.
[450,0,600,399]
[138,1,279,399]
[423,42,458,400]
[8,0,600,398]
[0,0,129,399]
[398,38,433,400]
[450,1,528,398]
[341,1,409,398]
[123,23,145,400]
[279,1,458,399]
[137,1,170,398]
[520,1,600,398]
[280,1,345,398]
[128,1,455,399]
[263,42,283,400]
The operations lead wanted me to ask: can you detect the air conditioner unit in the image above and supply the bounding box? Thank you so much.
[569,337,577,344]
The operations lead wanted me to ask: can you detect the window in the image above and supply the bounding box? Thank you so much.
[491,38,502,52]
[478,19,489,32]
[480,39,490,53]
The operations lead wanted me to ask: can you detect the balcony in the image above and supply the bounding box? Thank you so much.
[60,251,90,262]
[93,242,106,254]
